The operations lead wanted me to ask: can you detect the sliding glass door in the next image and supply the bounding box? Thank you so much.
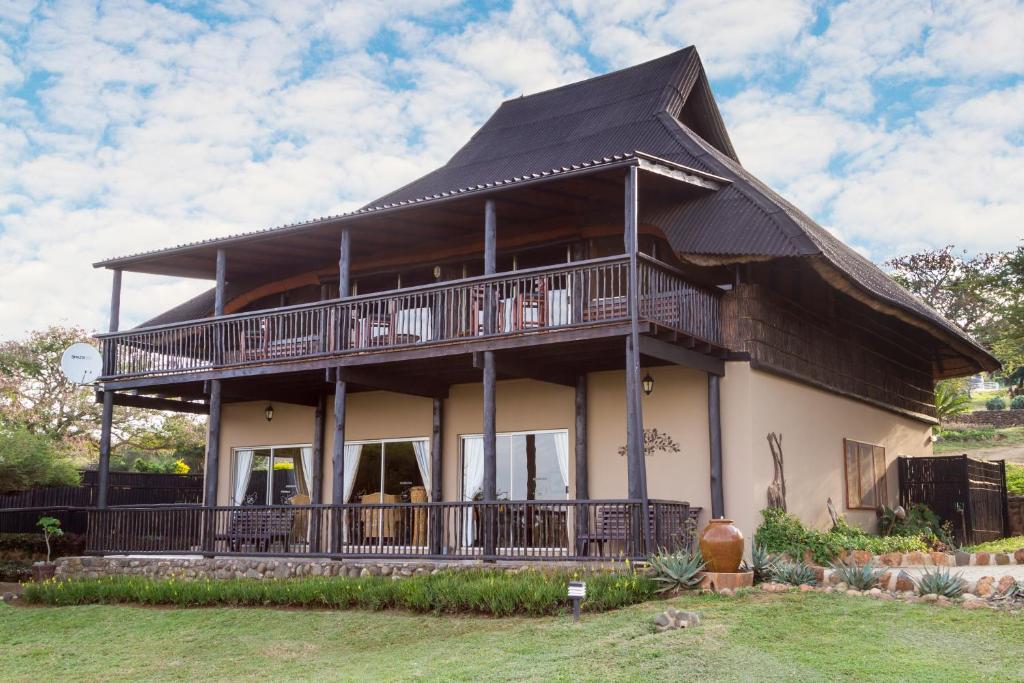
[344,438,430,547]
[231,445,313,506]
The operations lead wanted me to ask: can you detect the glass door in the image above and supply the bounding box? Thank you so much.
[346,439,430,549]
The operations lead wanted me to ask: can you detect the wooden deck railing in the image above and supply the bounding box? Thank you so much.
[78,499,694,561]
[96,255,721,380]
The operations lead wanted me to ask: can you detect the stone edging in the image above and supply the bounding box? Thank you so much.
[837,548,1024,567]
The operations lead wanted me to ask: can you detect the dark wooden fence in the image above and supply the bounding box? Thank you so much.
[898,455,1009,546]
[73,499,693,561]
[0,472,203,534]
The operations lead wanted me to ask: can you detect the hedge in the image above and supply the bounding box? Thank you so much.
[23,570,657,616]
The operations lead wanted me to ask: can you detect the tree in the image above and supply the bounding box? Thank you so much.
[0,325,206,468]
[885,245,1006,335]
[0,428,79,493]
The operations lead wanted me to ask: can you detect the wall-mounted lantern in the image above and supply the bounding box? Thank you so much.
[264,404,274,422]
[642,373,655,396]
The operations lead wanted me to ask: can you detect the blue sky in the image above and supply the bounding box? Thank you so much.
[0,0,1021,334]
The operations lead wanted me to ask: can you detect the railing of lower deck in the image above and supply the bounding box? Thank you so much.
[96,256,722,380]
[80,500,695,561]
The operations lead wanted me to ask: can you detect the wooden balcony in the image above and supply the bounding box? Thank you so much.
[96,254,723,383]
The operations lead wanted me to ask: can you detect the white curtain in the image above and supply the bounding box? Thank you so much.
[299,446,313,498]
[462,437,485,547]
[342,444,363,503]
[412,440,431,500]
[232,449,254,506]
[553,431,569,493]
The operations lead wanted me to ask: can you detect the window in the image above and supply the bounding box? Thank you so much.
[345,439,431,505]
[461,430,570,501]
[843,439,887,510]
[231,445,312,506]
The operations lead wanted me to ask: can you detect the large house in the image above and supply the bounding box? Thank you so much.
[88,47,997,561]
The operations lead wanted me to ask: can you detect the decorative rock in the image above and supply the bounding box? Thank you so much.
[2,592,15,602]
[845,589,862,596]
[974,552,990,566]
[878,571,892,590]
[894,572,915,593]
[718,588,734,597]
[955,550,971,567]
[930,552,952,567]
[921,593,939,603]
[1014,549,1024,564]
[798,584,814,592]
[879,553,903,567]
[975,576,996,597]
[868,588,882,597]
[963,599,988,610]
[852,550,872,566]
[995,553,1011,566]
[960,593,979,601]
[997,575,1016,594]
[904,551,926,566]
[655,608,701,631]
[936,595,951,606]
[834,582,848,592]
[760,582,790,593]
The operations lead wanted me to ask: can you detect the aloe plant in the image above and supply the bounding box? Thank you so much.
[741,542,776,584]
[829,558,884,591]
[647,549,705,594]
[914,566,964,598]
[769,560,818,586]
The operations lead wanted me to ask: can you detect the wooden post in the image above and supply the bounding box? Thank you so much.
[310,393,326,552]
[708,373,724,518]
[574,374,588,500]
[623,166,650,555]
[430,398,443,555]
[96,269,121,509]
[482,199,497,559]
[204,249,227,512]
[330,231,351,553]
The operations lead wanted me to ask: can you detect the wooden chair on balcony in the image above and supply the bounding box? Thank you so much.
[508,278,548,331]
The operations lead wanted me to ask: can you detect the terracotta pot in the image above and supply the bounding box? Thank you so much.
[31,562,56,582]
[699,519,744,573]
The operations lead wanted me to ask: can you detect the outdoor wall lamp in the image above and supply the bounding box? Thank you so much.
[264,404,274,422]
[642,373,655,396]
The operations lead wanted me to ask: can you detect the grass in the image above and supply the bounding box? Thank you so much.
[965,536,1024,553]
[20,571,655,616]
[967,389,1009,412]
[2,591,1022,682]
[934,426,1024,454]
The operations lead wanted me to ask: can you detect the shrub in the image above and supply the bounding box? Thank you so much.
[1006,463,1024,496]
[0,532,86,561]
[22,570,659,616]
[769,560,817,586]
[877,504,954,549]
[647,549,704,593]
[0,560,31,582]
[934,381,972,419]
[829,559,884,590]
[986,396,1006,411]
[0,428,79,494]
[914,566,964,598]
[1013,396,1024,410]
[755,507,927,565]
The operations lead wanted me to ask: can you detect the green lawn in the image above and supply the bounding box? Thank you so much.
[2,592,1022,682]
[967,389,1010,412]
[934,425,1024,453]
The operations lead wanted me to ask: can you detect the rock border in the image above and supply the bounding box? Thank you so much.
[834,548,1024,568]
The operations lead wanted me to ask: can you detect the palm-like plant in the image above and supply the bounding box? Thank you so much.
[934,381,972,420]
[647,549,705,594]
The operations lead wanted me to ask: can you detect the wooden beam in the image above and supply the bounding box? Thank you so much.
[708,373,724,518]
[331,379,348,510]
[96,269,122,509]
[637,336,725,376]
[310,393,326,552]
[98,391,209,415]
[429,397,443,554]
[214,249,226,316]
[333,367,449,399]
[471,352,576,387]
[575,374,588,500]
[339,228,351,298]
[204,379,222,508]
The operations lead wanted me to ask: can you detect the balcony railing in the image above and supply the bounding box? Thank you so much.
[77,499,694,561]
[96,254,721,380]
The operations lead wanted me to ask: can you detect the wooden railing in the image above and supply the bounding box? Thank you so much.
[80,499,695,561]
[96,255,721,380]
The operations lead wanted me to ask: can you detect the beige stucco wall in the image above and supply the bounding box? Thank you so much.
[214,361,932,542]
[719,362,934,540]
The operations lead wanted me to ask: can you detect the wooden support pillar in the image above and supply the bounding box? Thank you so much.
[429,398,443,555]
[330,229,352,553]
[203,249,227,512]
[623,166,651,555]
[708,373,724,519]
[310,393,326,552]
[96,269,122,509]
[482,199,497,558]
[574,374,588,500]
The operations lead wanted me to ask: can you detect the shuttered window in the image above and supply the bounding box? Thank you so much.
[843,439,887,510]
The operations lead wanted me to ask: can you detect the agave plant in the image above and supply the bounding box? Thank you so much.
[829,559,884,591]
[769,560,818,586]
[993,579,1024,603]
[647,549,705,594]
[740,542,776,584]
[914,566,964,598]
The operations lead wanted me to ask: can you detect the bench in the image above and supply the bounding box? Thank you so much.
[576,505,700,557]
[216,508,296,553]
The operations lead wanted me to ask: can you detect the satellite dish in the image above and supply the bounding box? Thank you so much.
[60,343,103,385]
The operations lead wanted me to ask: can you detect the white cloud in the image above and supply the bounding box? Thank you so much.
[0,0,1021,340]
